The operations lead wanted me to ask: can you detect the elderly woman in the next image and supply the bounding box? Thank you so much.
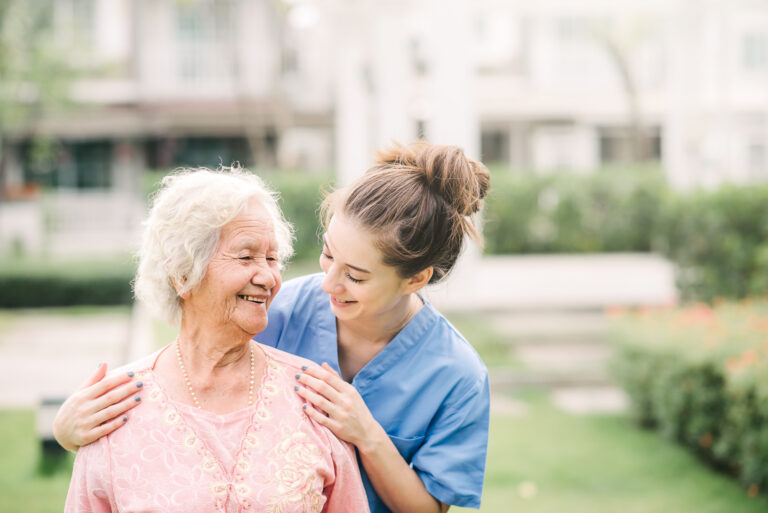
[64,168,368,513]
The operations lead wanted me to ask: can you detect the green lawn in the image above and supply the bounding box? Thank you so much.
[0,410,73,513]
[3,394,766,513]
[456,394,768,513]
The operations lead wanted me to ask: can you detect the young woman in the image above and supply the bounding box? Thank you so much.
[54,141,491,513]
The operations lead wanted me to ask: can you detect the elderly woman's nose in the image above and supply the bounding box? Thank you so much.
[250,262,277,288]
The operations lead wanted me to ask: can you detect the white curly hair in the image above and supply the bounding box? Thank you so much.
[133,167,294,325]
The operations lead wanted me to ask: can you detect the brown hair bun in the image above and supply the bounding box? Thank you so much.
[374,141,490,218]
[323,141,491,284]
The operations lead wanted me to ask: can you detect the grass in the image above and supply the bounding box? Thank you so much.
[0,410,73,513]
[455,394,768,513]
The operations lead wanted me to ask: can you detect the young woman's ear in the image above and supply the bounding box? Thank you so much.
[402,267,433,295]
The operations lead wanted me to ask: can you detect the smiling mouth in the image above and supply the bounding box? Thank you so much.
[238,295,266,304]
[333,297,356,304]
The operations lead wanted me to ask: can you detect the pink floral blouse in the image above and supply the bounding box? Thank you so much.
[65,344,369,513]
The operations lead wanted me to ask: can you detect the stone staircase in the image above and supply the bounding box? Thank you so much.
[485,310,628,414]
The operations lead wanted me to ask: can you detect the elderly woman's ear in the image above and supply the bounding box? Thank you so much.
[171,276,189,298]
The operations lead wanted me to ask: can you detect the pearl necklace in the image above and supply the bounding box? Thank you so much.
[175,340,256,409]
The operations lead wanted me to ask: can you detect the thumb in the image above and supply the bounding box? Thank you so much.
[80,362,108,389]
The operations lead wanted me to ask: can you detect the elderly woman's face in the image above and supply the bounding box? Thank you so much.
[183,199,282,337]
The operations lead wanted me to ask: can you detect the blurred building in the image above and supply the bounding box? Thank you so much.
[1,0,766,254]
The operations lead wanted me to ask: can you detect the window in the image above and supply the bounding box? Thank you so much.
[175,1,232,82]
[743,32,768,72]
[749,141,766,178]
[481,130,509,164]
[21,139,112,189]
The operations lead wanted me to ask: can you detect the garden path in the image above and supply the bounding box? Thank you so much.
[0,311,132,408]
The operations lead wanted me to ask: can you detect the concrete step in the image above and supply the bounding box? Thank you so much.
[551,386,628,414]
[490,367,614,390]
[484,310,610,339]
[513,342,613,373]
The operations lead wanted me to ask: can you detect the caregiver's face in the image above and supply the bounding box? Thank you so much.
[185,199,282,337]
[319,213,412,322]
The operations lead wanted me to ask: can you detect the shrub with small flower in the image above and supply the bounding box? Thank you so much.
[610,300,768,497]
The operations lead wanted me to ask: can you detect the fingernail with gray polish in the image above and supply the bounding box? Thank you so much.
[295,374,300,380]
[127,371,134,378]
[301,365,308,371]
[135,381,143,388]
[134,396,141,402]
[122,416,127,422]
[294,385,299,391]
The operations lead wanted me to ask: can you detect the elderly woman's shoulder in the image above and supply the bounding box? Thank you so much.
[258,343,318,374]
[105,350,161,379]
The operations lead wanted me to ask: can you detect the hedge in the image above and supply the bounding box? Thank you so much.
[484,167,768,302]
[0,257,135,308]
[483,165,666,254]
[610,301,768,496]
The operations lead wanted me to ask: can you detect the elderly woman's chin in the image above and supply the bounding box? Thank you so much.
[232,297,271,336]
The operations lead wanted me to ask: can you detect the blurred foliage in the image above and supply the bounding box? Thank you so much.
[483,164,665,254]
[610,300,768,496]
[656,185,768,301]
[0,256,135,308]
[485,166,768,301]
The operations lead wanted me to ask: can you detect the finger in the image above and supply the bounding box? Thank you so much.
[297,372,343,402]
[295,384,335,417]
[84,414,130,445]
[302,403,333,428]
[85,379,143,416]
[300,365,347,393]
[86,371,136,400]
[92,391,143,426]
[79,363,108,389]
[321,362,341,378]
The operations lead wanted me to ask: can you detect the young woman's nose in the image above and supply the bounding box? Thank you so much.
[321,262,345,295]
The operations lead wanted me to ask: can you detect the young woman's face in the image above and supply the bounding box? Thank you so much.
[319,213,412,323]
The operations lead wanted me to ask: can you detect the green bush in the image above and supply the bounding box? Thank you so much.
[484,167,768,301]
[655,185,768,301]
[483,165,667,254]
[0,257,135,308]
[260,171,333,262]
[610,301,768,494]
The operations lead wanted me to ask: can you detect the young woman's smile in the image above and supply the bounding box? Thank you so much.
[319,214,413,322]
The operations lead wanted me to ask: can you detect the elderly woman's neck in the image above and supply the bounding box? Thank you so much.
[177,324,253,370]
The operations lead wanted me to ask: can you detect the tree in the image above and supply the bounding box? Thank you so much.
[590,15,660,163]
[0,1,76,196]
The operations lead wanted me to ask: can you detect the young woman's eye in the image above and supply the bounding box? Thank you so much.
[346,273,363,284]
[321,251,333,261]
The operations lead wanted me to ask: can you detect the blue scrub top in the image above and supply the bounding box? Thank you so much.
[257,273,489,512]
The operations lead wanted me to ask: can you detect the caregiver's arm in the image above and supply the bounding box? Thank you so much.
[297,364,449,513]
[53,364,143,451]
